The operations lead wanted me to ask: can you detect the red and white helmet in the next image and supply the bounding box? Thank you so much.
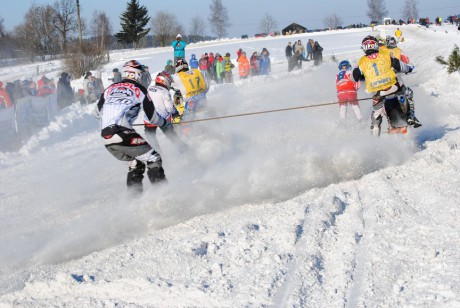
[122,60,145,83]
[155,70,174,90]
[361,36,379,55]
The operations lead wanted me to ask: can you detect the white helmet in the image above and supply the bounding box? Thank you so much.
[122,60,145,83]
[176,34,182,39]
[155,70,174,90]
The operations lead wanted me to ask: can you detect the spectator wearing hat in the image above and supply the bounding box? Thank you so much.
[259,48,271,75]
[238,51,250,79]
[83,71,101,103]
[222,52,235,83]
[171,34,187,64]
[208,52,216,81]
[164,60,176,75]
[198,54,209,80]
[189,54,199,69]
[36,75,55,97]
[236,48,243,60]
[250,51,260,76]
[285,42,293,63]
[112,68,122,83]
[214,53,224,84]
[57,72,74,110]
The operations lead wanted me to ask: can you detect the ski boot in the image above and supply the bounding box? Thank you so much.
[127,160,145,193]
[406,111,422,128]
[147,160,166,184]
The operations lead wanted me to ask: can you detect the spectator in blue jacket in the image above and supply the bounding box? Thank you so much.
[171,34,187,64]
[189,54,199,69]
[259,48,271,75]
[306,39,313,61]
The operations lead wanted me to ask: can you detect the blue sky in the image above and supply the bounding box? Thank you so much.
[2,0,459,37]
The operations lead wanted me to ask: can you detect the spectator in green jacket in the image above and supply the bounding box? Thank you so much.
[215,53,224,84]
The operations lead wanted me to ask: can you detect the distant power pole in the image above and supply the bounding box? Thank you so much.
[76,0,82,48]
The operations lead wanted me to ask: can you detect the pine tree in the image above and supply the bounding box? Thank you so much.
[435,45,460,74]
[115,0,150,48]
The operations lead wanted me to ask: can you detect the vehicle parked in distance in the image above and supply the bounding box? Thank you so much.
[255,33,267,38]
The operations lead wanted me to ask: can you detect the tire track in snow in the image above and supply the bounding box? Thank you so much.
[270,190,357,307]
[344,190,369,308]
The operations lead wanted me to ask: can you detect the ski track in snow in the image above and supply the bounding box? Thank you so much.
[0,25,459,307]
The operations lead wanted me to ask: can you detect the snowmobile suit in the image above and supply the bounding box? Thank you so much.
[144,84,188,152]
[173,69,208,113]
[95,79,166,189]
[379,46,421,127]
[357,53,397,93]
[353,53,412,135]
[336,69,361,120]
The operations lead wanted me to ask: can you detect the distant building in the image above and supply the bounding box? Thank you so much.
[282,23,307,35]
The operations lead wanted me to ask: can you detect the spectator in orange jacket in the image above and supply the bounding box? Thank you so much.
[0,81,13,108]
[238,51,250,79]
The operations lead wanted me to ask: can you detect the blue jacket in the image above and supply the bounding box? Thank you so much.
[171,39,187,58]
[189,54,199,69]
[259,55,271,75]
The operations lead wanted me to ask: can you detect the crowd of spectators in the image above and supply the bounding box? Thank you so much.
[161,47,273,84]
[0,75,57,109]
[0,68,110,113]
[286,39,323,71]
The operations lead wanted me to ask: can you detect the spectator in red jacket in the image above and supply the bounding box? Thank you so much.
[198,54,209,80]
[36,75,55,97]
[0,81,13,108]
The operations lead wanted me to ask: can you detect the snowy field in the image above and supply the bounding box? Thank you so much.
[0,24,459,307]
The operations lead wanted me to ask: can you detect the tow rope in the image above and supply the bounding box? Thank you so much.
[134,97,374,126]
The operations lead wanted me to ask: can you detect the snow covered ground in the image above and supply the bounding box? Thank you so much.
[0,25,459,307]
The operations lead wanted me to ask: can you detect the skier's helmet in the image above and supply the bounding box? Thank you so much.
[338,60,351,70]
[122,60,146,83]
[385,36,398,48]
[175,59,189,73]
[155,70,174,90]
[361,35,379,55]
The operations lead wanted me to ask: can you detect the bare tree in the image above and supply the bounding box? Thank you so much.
[402,0,419,21]
[15,4,60,62]
[259,14,278,34]
[323,14,344,29]
[151,11,182,47]
[208,0,230,39]
[52,0,78,52]
[367,0,388,23]
[63,40,108,77]
[189,15,206,43]
[91,11,112,52]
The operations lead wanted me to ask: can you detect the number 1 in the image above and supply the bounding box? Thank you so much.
[372,63,380,76]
